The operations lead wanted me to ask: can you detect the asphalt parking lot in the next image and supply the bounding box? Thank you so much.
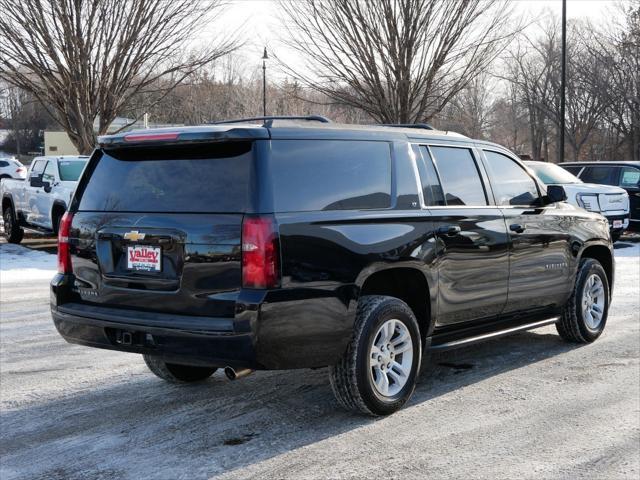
[1,235,639,479]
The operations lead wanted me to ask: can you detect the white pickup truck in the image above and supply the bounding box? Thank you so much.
[1,155,88,243]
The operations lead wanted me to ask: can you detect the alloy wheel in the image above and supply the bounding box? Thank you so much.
[581,274,605,330]
[369,318,414,397]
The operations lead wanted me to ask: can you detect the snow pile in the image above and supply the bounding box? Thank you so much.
[0,243,57,283]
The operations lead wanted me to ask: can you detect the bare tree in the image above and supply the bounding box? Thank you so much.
[588,1,640,160]
[278,0,519,124]
[0,0,238,154]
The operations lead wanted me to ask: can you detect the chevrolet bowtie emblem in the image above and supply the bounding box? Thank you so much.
[123,230,146,241]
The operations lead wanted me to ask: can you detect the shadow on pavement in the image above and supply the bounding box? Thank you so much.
[0,328,581,479]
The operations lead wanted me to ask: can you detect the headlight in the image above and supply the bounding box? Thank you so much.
[576,194,600,212]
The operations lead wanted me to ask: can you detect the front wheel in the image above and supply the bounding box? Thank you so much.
[556,258,609,343]
[329,295,421,416]
[143,354,217,383]
[3,206,24,244]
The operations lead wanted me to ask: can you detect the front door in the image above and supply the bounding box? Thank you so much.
[25,159,47,225]
[481,149,574,315]
[416,145,509,326]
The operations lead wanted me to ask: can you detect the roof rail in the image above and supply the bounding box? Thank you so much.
[212,115,332,127]
[379,123,434,130]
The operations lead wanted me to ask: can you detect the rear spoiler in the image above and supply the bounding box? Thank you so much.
[98,126,269,148]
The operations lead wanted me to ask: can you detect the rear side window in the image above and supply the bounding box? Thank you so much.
[581,166,620,186]
[78,142,253,213]
[0,161,8,167]
[429,146,487,206]
[59,160,87,181]
[414,145,445,206]
[620,167,640,188]
[270,140,391,212]
[483,151,540,206]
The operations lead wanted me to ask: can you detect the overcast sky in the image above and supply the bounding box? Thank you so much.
[209,0,625,80]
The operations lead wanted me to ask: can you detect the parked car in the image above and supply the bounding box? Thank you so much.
[560,161,640,231]
[50,117,614,416]
[1,155,88,243]
[525,161,629,241]
[0,156,27,180]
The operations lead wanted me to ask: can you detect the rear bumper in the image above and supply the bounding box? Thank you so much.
[51,302,257,369]
[50,274,355,370]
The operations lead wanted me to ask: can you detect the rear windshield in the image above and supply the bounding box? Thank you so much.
[269,140,391,212]
[78,142,252,213]
[58,160,87,181]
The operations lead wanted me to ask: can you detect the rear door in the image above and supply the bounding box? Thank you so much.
[480,149,574,315]
[70,141,255,317]
[418,144,509,327]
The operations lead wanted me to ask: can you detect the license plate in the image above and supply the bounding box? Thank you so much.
[613,220,623,228]
[127,245,161,272]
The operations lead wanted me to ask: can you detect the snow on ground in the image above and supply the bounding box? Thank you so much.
[0,243,57,283]
[0,238,638,480]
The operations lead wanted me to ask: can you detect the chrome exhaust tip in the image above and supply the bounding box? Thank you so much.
[224,367,253,381]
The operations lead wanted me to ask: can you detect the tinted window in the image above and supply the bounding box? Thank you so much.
[270,140,391,212]
[59,160,87,181]
[31,160,46,174]
[43,161,57,182]
[78,142,253,213]
[429,146,487,206]
[619,167,640,188]
[484,151,539,206]
[562,166,582,175]
[414,145,445,206]
[581,166,620,186]
[395,147,420,209]
[0,161,8,167]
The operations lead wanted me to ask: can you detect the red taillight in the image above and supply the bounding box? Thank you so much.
[242,216,280,289]
[57,212,74,274]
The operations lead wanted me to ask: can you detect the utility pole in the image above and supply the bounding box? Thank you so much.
[560,0,566,163]
[262,47,269,117]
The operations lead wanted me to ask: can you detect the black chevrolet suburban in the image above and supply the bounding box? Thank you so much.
[50,116,614,415]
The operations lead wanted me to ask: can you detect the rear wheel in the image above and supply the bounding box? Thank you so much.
[611,232,622,242]
[556,258,609,343]
[3,206,24,244]
[143,354,217,383]
[329,295,421,416]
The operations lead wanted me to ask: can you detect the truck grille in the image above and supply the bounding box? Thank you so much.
[598,193,629,213]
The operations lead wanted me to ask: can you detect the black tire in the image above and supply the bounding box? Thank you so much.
[611,232,622,243]
[556,258,609,343]
[3,205,24,244]
[143,354,217,383]
[0,174,10,180]
[329,295,421,416]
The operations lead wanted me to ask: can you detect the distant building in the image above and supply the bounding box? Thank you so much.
[44,116,183,155]
[44,131,79,155]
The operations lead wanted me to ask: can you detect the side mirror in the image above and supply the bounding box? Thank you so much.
[546,185,567,204]
[29,175,43,188]
[43,181,52,193]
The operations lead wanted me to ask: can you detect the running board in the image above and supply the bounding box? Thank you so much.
[429,317,560,351]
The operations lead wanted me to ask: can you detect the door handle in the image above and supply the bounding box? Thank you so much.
[509,224,526,233]
[437,225,461,236]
